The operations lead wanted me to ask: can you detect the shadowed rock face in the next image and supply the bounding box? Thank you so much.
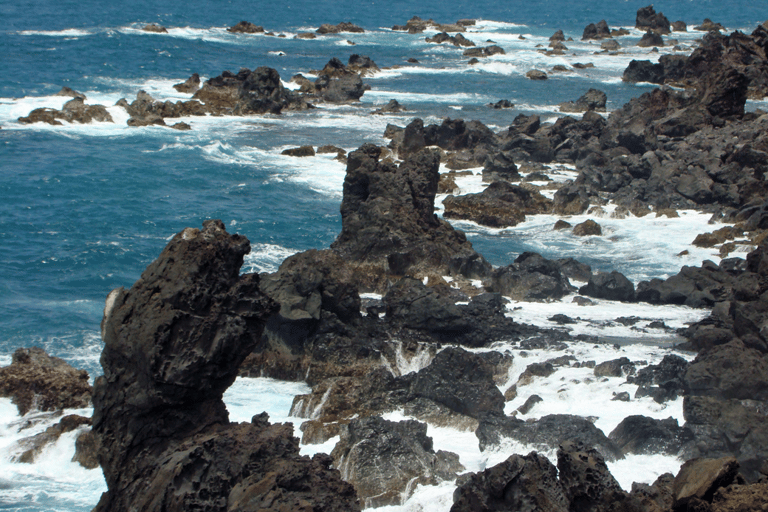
[92,220,359,512]
[331,145,491,290]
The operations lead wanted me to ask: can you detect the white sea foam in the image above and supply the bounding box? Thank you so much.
[242,243,298,274]
[18,28,94,37]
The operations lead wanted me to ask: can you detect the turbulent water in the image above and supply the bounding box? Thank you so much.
[1,1,766,510]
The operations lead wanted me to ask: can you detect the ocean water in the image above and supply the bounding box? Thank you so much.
[1,0,765,510]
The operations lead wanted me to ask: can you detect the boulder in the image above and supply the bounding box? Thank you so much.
[559,89,608,113]
[316,22,364,34]
[672,457,739,509]
[579,271,635,302]
[593,357,634,378]
[485,252,575,301]
[572,219,602,236]
[0,347,91,416]
[91,220,359,512]
[12,414,91,463]
[142,24,167,33]
[332,416,462,507]
[684,340,768,401]
[462,45,505,57]
[281,145,315,157]
[19,98,113,125]
[372,99,405,114]
[637,30,665,47]
[609,415,693,456]
[451,452,568,512]
[526,70,548,80]
[426,32,475,47]
[443,181,552,228]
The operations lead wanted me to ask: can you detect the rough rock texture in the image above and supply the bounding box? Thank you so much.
[636,5,671,34]
[451,452,568,512]
[579,271,636,302]
[18,98,113,125]
[484,252,575,301]
[582,20,612,40]
[331,416,463,507]
[0,347,91,416]
[672,457,739,510]
[173,73,201,94]
[476,413,622,461]
[443,181,551,227]
[609,415,693,456]
[227,21,265,33]
[12,414,91,463]
[331,144,491,291]
[92,220,359,512]
[559,89,608,113]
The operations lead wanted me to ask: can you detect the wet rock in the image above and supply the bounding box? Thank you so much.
[443,181,551,228]
[601,39,620,51]
[316,22,364,34]
[553,220,572,230]
[142,23,167,33]
[485,252,574,301]
[609,415,693,456]
[55,86,86,99]
[13,414,91,463]
[579,271,636,302]
[549,314,576,325]
[462,45,505,58]
[636,30,664,48]
[672,21,688,32]
[482,150,520,182]
[694,19,725,32]
[426,32,475,47]
[0,347,91,416]
[557,440,640,512]
[477,414,622,461]
[572,219,602,236]
[559,88,607,113]
[227,21,265,33]
[636,5,671,34]
[73,428,100,469]
[594,357,634,378]
[281,145,315,157]
[582,20,612,40]
[170,122,191,130]
[556,257,593,282]
[19,98,113,125]
[372,99,405,114]
[489,99,514,109]
[517,362,556,386]
[628,354,689,403]
[331,416,462,507]
[172,73,200,94]
[92,220,359,512]
[612,391,630,401]
[526,70,548,80]
[451,452,569,512]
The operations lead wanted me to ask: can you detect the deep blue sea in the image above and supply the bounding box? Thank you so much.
[0,1,766,510]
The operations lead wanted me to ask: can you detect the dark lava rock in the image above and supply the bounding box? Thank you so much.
[572,219,602,236]
[556,257,592,282]
[477,414,622,461]
[12,414,91,464]
[0,347,91,416]
[372,99,405,114]
[92,220,359,512]
[594,357,634,378]
[443,181,551,228]
[485,252,575,301]
[142,23,167,33]
[629,354,689,403]
[636,6,671,34]
[526,70,548,80]
[55,86,86,99]
[489,99,514,109]
[451,452,569,512]
[281,145,315,157]
[19,97,113,125]
[579,271,636,302]
[557,440,641,512]
[331,416,462,507]
[331,145,491,290]
[516,394,543,415]
[684,339,768,401]
[559,89,608,113]
[694,19,725,32]
[426,32,475,47]
[463,45,505,57]
[609,415,693,456]
[227,21,264,33]
[672,21,687,32]
[173,73,200,94]
[638,30,665,47]
[316,21,365,34]
[582,20,612,40]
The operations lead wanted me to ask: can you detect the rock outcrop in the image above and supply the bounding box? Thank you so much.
[18,98,113,125]
[0,347,91,416]
[91,220,359,512]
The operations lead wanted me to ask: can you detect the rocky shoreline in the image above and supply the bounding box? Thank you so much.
[3,5,768,511]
